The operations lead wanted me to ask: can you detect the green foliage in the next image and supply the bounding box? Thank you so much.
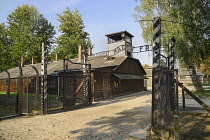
[6,4,55,64]
[134,0,210,68]
[134,0,210,92]
[198,59,210,75]
[0,23,13,71]
[142,64,152,69]
[55,7,93,60]
[193,90,210,97]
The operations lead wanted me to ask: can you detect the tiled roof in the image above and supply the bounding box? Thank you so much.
[0,55,128,79]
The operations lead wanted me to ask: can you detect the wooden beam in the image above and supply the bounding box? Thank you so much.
[178,82,210,112]
[76,81,84,93]
[182,89,185,111]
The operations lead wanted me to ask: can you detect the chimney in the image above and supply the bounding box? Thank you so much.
[31,58,34,65]
[55,53,58,61]
[21,56,24,67]
[78,45,82,61]
[88,47,92,56]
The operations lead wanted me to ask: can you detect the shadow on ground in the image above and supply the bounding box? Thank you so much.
[64,91,152,139]
[90,91,151,108]
[179,106,210,139]
[69,101,151,139]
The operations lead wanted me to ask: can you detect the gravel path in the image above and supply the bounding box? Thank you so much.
[0,91,151,140]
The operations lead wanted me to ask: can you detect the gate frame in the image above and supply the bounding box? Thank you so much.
[151,16,179,138]
[62,58,92,107]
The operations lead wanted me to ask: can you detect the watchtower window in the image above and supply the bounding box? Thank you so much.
[105,31,134,57]
[125,36,131,43]
[108,38,120,44]
[106,31,134,44]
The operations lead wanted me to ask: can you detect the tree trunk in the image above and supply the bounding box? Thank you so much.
[188,66,204,92]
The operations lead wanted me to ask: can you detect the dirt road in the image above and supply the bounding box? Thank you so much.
[0,91,151,140]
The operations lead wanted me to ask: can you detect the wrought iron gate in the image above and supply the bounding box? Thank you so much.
[47,58,92,111]
[62,72,91,109]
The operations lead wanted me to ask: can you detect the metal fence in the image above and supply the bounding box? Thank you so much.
[0,93,17,118]
[17,75,42,115]
[0,75,42,118]
[0,59,92,118]
[0,70,92,118]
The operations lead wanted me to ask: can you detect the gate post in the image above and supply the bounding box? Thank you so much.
[152,17,161,69]
[168,37,177,112]
[32,66,40,100]
[83,50,88,104]
[82,49,92,105]
[13,60,23,114]
[87,64,92,105]
[41,43,48,114]
[151,17,162,136]
[151,17,179,138]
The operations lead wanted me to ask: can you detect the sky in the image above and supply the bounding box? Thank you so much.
[0,0,153,66]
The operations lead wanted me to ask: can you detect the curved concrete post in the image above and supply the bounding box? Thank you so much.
[13,60,23,114]
[32,66,40,100]
[4,70,10,97]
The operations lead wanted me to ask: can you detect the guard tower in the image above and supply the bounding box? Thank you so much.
[105,31,134,57]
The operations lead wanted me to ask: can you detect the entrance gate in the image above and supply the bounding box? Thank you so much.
[46,58,92,112]
[134,17,178,138]
[47,74,91,111]
[151,17,178,138]
[61,58,92,110]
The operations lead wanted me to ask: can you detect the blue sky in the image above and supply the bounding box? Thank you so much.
[0,0,153,65]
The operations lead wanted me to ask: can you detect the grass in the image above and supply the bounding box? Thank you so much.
[192,90,210,97]
[0,92,58,100]
[0,92,17,96]
[187,83,210,86]
[203,84,210,86]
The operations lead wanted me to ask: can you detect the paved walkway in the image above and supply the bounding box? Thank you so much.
[0,91,152,140]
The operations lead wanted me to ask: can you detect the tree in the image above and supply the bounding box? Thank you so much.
[55,7,92,60]
[199,59,210,76]
[142,64,152,69]
[7,4,55,64]
[134,0,210,92]
[0,23,13,72]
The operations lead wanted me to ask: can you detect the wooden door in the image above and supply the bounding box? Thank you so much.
[103,78,109,98]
